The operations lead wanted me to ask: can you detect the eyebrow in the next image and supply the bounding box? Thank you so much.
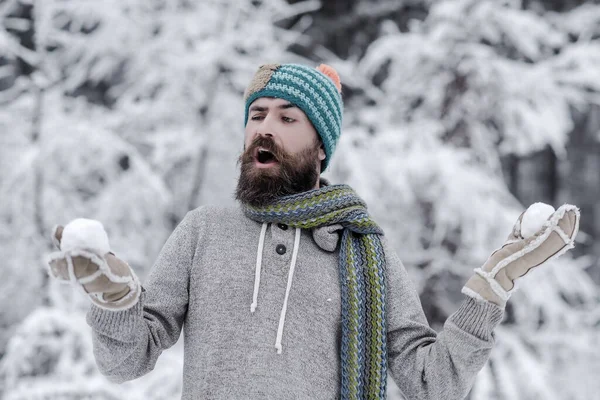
[249,102,297,112]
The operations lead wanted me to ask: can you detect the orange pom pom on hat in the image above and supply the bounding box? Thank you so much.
[244,63,343,172]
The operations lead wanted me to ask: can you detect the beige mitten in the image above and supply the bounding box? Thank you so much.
[46,224,141,311]
[462,204,580,308]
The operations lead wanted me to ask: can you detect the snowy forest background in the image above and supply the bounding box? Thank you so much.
[1,0,599,398]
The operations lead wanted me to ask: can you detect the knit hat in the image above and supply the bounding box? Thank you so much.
[243,63,344,172]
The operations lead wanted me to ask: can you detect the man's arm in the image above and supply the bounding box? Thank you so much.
[385,204,579,399]
[383,237,504,400]
[86,208,203,383]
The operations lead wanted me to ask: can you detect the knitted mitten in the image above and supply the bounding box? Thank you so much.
[46,225,141,311]
[462,204,580,308]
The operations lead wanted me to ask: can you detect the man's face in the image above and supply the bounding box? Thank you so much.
[235,97,327,207]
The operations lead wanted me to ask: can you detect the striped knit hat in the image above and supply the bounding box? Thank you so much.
[243,63,344,172]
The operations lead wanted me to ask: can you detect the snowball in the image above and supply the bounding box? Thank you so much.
[61,218,111,255]
[521,202,556,238]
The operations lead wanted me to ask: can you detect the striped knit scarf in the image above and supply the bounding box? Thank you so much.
[242,184,388,399]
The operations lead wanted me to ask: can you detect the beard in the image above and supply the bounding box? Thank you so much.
[235,135,321,207]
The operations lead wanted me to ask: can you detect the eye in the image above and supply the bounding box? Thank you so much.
[282,116,295,123]
[251,114,264,121]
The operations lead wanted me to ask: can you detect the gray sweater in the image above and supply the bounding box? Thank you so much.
[87,205,504,399]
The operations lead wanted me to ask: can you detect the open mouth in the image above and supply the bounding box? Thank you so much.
[255,147,278,164]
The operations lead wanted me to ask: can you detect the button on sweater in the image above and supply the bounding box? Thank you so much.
[87,205,504,399]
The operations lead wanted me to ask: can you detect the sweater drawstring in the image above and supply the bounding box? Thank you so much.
[250,222,268,313]
[250,223,301,355]
[275,227,301,354]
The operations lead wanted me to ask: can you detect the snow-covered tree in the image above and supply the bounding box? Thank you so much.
[328,1,600,398]
[2,0,599,399]
[0,307,184,399]
[0,0,327,398]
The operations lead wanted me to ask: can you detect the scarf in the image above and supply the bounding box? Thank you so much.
[242,183,387,400]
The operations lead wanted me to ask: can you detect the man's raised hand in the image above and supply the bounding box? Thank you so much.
[46,219,141,311]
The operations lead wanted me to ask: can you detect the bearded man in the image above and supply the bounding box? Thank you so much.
[47,63,580,400]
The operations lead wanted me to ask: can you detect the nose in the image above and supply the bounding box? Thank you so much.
[258,131,273,138]
[255,115,276,140]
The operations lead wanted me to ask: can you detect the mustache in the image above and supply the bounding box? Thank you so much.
[244,135,286,162]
